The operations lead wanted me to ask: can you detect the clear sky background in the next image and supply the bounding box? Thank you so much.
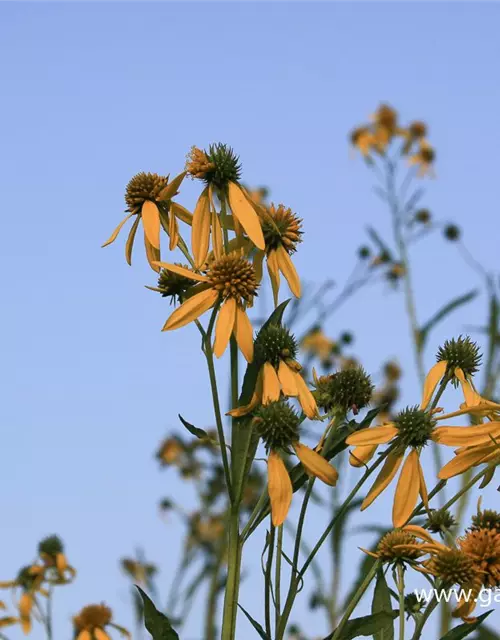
[2,2,500,639]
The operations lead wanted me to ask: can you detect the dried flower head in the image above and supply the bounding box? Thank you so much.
[73,604,129,639]
[470,508,500,532]
[156,265,196,303]
[186,144,241,188]
[375,530,423,563]
[262,204,303,254]
[459,528,500,588]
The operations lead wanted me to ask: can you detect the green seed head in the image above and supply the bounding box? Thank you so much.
[470,509,500,532]
[436,336,482,378]
[426,509,457,536]
[254,324,298,367]
[314,367,373,414]
[38,535,64,558]
[428,548,477,587]
[444,224,461,241]
[157,265,196,303]
[253,401,300,453]
[205,143,242,188]
[394,406,435,448]
[404,593,425,615]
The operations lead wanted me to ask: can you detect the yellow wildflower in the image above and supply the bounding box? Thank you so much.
[73,604,130,640]
[409,140,436,177]
[38,535,76,584]
[0,565,46,634]
[154,252,258,362]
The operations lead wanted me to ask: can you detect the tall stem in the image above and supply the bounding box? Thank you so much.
[205,536,227,640]
[397,564,405,640]
[221,510,242,640]
[275,525,283,633]
[264,525,276,638]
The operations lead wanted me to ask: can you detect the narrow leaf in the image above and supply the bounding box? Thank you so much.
[439,611,493,639]
[420,290,478,347]
[136,587,180,639]
[372,570,394,640]
[178,414,209,441]
[323,610,399,639]
[237,604,270,639]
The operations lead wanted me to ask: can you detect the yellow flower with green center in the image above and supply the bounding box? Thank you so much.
[252,203,302,306]
[252,401,338,525]
[349,126,376,158]
[346,360,500,527]
[186,145,265,269]
[73,604,130,640]
[409,140,436,177]
[102,171,191,271]
[153,252,258,362]
[370,103,399,153]
[38,535,76,584]
[0,565,46,634]
[228,324,319,419]
[401,120,428,154]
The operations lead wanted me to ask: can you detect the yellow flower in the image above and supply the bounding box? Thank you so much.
[154,252,258,362]
[186,145,265,268]
[370,103,398,153]
[253,203,303,306]
[228,324,319,419]
[102,171,190,271]
[121,558,157,586]
[409,140,436,177]
[252,401,338,525]
[346,362,500,527]
[301,328,336,365]
[0,565,46,635]
[349,126,376,158]
[363,528,428,564]
[401,121,428,154]
[73,604,130,640]
[459,527,500,588]
[38,536,76,584]
[156,437,184,466]
[0,600,18,631]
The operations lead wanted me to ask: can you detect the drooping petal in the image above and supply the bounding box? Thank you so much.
[144,236,161,272]
[432,422,500,447]
[393,450,422,527]
[18,594,32,618]
[110,623,132,638]
[233,306,254,362]
[403,525,435,543]
[77,632,92,640]
[416,456,429,510]
[141,201,161,250]
[125,215,140,265]
[253,250,265,283]
[361,450,404,510]
[349,444,378,467]
[162,288,218,331]
[152,262,209,282]
[56,553,68,572]
[192,188,211,268]
[455,368,482,407]
[293,442,338,486]
[227,368,263,417]
[0,617,19,629]
[277,361,298,396]
[263,362,281,404]
[20,615,31,634]
[267,450,293,526]
[276,245,301,298]
[420,360,447,410]
[227,182,265,250]
[346,424,398,446]
[94,629,111,640]
[211,207,223,260]
[267,250,281,307]
[294,372,319,419]
[102,213,134,247]
[168,208,179,251]
[438,445,496,479]
[213,298,237,358]
[170,202,193,226]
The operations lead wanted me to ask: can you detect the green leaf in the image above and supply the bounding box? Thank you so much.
[136,587,180,639]
[419,290,478,348]
[439,611,493,639]
[323,610,399,639]
[178,414,209,440]
[372,570,394,640]
[237,604,270,639]
[472,622,499,639]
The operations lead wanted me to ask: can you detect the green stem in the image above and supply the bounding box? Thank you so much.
[241,491,268,542]
[205,535,227,640]
[265,525,276,638]
[275,525,283,633]
[221,510,242,640]
[330,560,380,640]
[397,564,405,640]
[411,593,439,640]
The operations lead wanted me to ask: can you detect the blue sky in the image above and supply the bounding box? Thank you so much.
[1,2,500,639]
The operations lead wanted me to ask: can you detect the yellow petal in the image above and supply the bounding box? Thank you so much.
[438,445,495,479]
[268,450,293,526]
[144,235,161,272]
[263,362,281,404]
[0,581,16,588]
[157,171,186,201]
[393,450,422,527]
[211,206,223,260]
[192,188,211,269]
[346,424,397,446]
[77,632,92,640]
[214,298,237,358]
[18,594,32,618]
[293,442,338,485]
[170,202,193,226]
[267,250,281,307]
[432,422,500,447]
[168,209,179,251]
[162,288,218,331]
[417,456,429,510]
[95,629,112,640]
[295,373,319,419]
[227,368,263,416]
[153,262,209,282]
[253,250,265,283]
[228,182,265,250]
[141,201,161,250]
[125,215,140,265]
[361,450,404,510]
[0,617,19,628]
[420,360,447,410]
[56,553,68,572]
[102,213,134,247]
[403,525,435,543]
[20,615,31,635]
[349,444,378,467]
[234,306,254,363]
[276,245,301,298]
[277,361,298,396]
